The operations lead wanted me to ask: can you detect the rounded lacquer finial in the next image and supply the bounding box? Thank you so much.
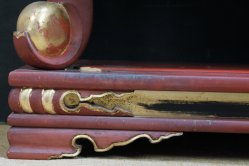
[16,1,70,57]
[13,0,93,69]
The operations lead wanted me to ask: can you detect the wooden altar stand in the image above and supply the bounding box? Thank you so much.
[8,0,249,160]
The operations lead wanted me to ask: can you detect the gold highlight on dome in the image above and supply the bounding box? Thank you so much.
[16,1,70,57]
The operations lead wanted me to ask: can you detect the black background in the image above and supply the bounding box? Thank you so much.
[1,0,249,122]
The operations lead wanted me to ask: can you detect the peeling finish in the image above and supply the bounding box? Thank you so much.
[13,31,25,39]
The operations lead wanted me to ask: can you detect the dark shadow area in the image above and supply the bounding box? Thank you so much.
[84,0,249,64]
[76,133,249,160]
[0,0,33,122]
[139,101,249,117]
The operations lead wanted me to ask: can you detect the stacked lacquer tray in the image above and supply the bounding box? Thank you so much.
[7,60,249,159]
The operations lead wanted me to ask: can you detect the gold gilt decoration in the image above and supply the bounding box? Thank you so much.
[16,1,70,57]
[19,89,55,114]
[80,67,102,73]
[60,91,133,115]
[19,88,33,113]
[19,88,249,117]
[50,132,183,159]
[60,90,249,118]
[42,89,56,114]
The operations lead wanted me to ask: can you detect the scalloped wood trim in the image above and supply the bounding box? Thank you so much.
[50,132,183,159]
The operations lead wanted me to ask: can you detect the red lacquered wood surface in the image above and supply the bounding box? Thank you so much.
[13,0,93,69]
[9,88,132,117]
[8,113,249,134]
[9,61,249,92]
[8,127,180,160]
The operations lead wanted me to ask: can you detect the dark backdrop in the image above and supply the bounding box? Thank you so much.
[1,0,249,122]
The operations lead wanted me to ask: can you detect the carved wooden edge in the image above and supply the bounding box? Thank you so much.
[13,0,93,69]
[7,127,182,160]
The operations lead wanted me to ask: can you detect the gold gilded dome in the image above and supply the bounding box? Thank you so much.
[17,1,70,57]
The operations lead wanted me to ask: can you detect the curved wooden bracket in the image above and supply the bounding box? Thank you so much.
[13,0,93,69]
[7,127,182,160]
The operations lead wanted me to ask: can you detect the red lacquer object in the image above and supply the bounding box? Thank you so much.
[8,0,249,160]
[13,0,93,69]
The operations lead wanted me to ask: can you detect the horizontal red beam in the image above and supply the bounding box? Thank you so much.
[9,65,249,92]
[8,113,249,134]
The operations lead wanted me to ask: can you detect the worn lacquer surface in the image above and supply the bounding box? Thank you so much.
[13,0,93,69]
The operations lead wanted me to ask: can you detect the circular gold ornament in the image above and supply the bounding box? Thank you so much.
[17,1,70,57]
[63,92,81,110]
